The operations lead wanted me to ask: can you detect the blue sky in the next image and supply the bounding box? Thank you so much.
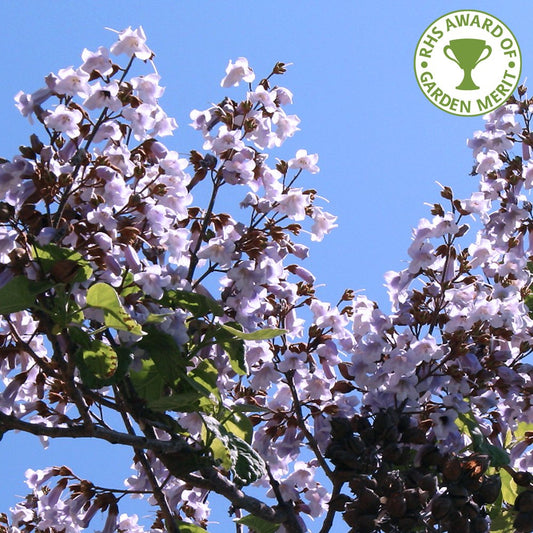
[1,1,532,530]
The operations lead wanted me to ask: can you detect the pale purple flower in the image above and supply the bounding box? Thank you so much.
[134,265,171,300]
[197,236,236,268]
[220,57,255,88]
[54,67,90,97]
[275,87,293,105]
[0,227,18,263]
[44,105,83,138]
[310,207,337,241]
[132,73,164,104]
[86,205,117,231]
[14,87,53,123]
[83,81,122,111]
[273,111,300,146]
[249,86,277,112]
[288,149,319,174]
[110,26,152,60]
[122,103,157,140]
[207,125,245,154]
[80,46,114,75]
[276,188,309,221]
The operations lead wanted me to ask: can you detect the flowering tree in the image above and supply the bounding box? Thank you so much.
[0,26,532,533]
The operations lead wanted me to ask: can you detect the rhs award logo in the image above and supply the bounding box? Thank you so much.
[414,10,521,116]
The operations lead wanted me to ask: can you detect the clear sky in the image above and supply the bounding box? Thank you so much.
[1,1,531,530]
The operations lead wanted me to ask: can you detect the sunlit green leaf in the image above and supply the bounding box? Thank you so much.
[500,468,518,505]
[86,282,143,335]
[235,514,280,533]
[214,325,247,375]
[202,415,266,485]
[221,323,287,340]
[144,312,174,324]
[188,359,219,398]
[174,522,207,533]
[209,437,233,470]
[456,412,510,467]
[148,392,203,412]
[82,340,118,380]
[0,276,53,315]
[489,509,515,532]
[71,329,131,389]
[223,411,253,443]
[514,421,533,442]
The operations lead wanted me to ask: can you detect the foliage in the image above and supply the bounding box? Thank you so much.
[1,25,533,533]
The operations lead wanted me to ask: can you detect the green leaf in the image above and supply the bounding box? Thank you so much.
[209,436,233,470]
[86,282,143,335]
[489,509,515,532]
[69,327,131,388]
[174,522,207,533]
[202,415,266,485]
[232,435,267,485]
[500,468,518,505]
[220,337,247,375]
[214,325,247,375]
[221,324,287,341]
[223,411,253,443]
[456,412,510,467]
[147,392,204,412]
[130,359,166,403]
[235,515,280,533]
[0,276,53,314]
[161,289,223,317]
[33,243,92,282]
[138,325,187,384]
[82,340,118,380]
[144,312,174,324]
[188,359,220,398]
[514,421,533,442]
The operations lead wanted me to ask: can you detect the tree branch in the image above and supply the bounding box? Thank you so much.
[180,468,290,525]
[0,412,190,455]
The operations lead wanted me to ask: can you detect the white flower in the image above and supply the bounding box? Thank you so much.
[83,81,121,111]
[134,265,171,300]
[81,46,113,75]
[54,67,90,97]
[220,57,255,88]
[131,73,164,104]
[110,26,152,60]
[288,149,320,173]
[44,105,83,138]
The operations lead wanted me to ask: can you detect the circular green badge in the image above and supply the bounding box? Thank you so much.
[414,10,521,116]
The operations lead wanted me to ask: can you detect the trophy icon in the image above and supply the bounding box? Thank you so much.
[443,39,492,90]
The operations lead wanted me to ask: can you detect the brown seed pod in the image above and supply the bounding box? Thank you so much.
[473,474,501,505]
[442,456,462,482]
[431,495,453,520]
[515,490,533,513]
[514,510,533,532]
[384,493,407,519]
[448,484,470,508]
[514,471,533,487]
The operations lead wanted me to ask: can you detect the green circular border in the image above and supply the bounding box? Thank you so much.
[414,9,522,117]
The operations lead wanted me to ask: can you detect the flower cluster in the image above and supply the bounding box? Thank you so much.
[0,26,348,533]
